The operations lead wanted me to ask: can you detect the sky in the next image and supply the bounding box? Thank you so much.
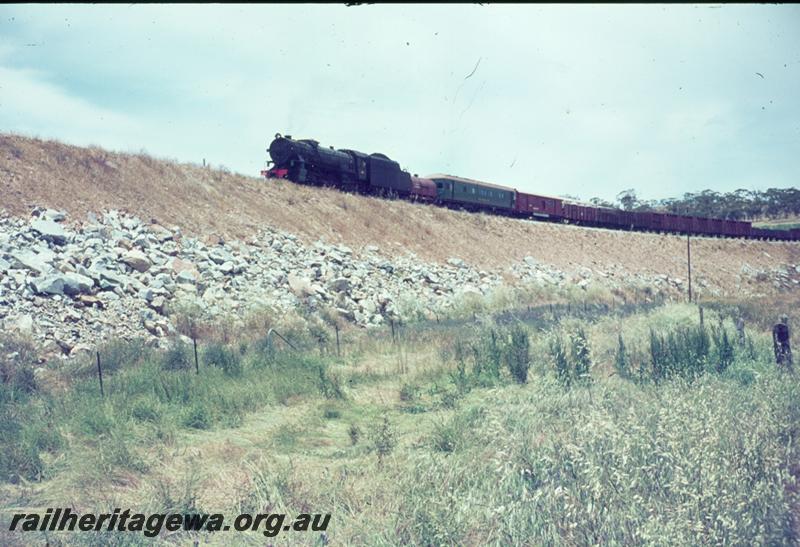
[0,4,798,202]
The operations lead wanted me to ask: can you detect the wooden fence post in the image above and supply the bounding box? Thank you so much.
[735,317,746,346]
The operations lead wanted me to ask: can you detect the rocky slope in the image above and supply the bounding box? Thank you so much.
[2,205,800,363]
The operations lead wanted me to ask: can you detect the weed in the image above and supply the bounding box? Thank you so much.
[348,423,361,446]
[550,334,571,386]
[399,382,420,402]
[203,343,242,377]
[614,333,630,379]
[161,340,192,371]
[97,338,151,373]
[504,325,531,384]
[322,406,341,420]
[318,366,344,399]
[371,414,395,465]
[570,327,592,384]
[711,321,735,373]
[431,419,458,453]
[183,403,213,430]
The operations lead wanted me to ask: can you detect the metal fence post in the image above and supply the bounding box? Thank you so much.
[193,335,199,375]
[96,351,104,398]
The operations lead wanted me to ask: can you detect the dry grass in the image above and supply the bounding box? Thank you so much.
[1,133,799,295]
[2,299,798,545]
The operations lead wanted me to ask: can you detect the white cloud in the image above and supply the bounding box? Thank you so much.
[0,3,798,201]
[0,64,142,147]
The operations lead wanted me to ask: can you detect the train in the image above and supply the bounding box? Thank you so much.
[262,134,800,241]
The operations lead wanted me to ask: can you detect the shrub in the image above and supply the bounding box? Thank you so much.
[318,366,344,399]
[550,335,570,386]
[183,403,212,429]
[504,325,531,384]
[0,333,38,387]
[649,324,712,382]
[431,420,458,453]
[399,382,420,402]
[450,358,471,395]
[322,406,340,420]
[11,366,37,394]
[712,322,735,373]
[203,343,242,377]
[486,329,503,378]
[570,327,592,384]
[162,341,193,371]
[371,414,395,465]
[614,333,630,379]
[131,396,162,423]
[348,423,361,446]
[439,389,460,409]
[97,338,150,373]
[170,300,203,339]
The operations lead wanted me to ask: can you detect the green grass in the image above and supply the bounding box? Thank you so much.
[2,299,799,545]
[391,369,799,545]
[752,220,800,231]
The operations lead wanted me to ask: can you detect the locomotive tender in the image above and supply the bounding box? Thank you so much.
[262,134,799,241]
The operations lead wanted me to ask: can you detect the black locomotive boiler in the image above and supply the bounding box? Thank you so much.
[264,133,416,197]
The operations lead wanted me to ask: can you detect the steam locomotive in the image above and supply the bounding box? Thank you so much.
[262,134,800,241]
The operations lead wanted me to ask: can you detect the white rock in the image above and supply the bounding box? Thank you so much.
[10,249,55,273]
[30,219,68,244]
[61,273,94,295]
[287,273,313,297]
[176,270,197,285]
[9,314,34,334]
[122,249,151,272]
[29,275,65,295]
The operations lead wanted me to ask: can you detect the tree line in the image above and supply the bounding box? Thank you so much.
[585,188,800,221]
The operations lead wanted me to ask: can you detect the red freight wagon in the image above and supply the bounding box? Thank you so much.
[562,202,596,224]
[632,211,651,231]
[647,212,663,232]
[722,220,737,237]
[661,213,679,232]
[597,207,622,227]
[735,220,752,237]
[562,202,581,222]
[582,204,598,224]
[515,192,562,218]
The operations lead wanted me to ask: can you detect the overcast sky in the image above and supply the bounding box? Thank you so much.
[1,4,798,202]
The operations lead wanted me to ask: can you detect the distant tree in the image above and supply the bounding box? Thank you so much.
[583,185,799,222]
[589,197,614,208]
[616,189,640,211]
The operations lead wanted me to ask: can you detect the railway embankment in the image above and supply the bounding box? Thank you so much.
[2,133,800,361]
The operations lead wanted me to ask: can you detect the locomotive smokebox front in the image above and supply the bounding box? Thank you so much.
[268,136,297,165]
